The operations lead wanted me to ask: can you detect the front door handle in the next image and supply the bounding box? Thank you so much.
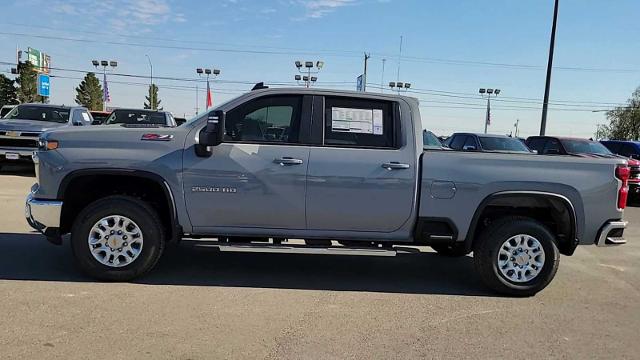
[274,157,304,166]
[382,162,410,170]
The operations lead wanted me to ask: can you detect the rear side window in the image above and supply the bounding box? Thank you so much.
[323,97,396,148]
[620,144,637,157]
[449,135,467,150]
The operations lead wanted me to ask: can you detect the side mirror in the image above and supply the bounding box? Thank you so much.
[72,120,83,126]
[195,110,225,157]
[462,145,477,151]
[531,149,538,154]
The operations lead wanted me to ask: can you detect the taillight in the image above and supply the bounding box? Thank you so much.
[616,165,630,209]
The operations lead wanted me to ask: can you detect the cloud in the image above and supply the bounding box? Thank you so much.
[49,0,182,31]
[298,0,356,18]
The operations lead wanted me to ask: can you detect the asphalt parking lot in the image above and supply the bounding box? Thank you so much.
[1,165,639,359]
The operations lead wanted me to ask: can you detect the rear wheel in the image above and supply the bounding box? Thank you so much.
[473,216,560,296]
[70,195,165,281]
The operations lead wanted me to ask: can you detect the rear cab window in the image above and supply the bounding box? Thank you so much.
[322,97,397,149]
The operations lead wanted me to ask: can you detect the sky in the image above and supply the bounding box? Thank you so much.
[1,0,638,138]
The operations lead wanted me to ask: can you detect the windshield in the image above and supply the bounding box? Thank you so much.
[423,130,442,148]
[105,110,166,125]
[4,105,70,123]
[479,136,531,152]
[562,139,612,155]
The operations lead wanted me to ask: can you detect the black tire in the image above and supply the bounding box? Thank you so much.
[70,195,166,281]
[431,244,469,257]
[473,216,560,297]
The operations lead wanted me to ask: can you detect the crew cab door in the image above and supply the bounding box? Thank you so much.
[182,95,311,230]
[305,96,418,233]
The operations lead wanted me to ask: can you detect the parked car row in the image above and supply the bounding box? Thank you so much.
[423,131,640,204]
[0,103,179,168]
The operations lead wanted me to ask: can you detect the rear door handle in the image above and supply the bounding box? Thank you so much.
[382,162,410,170]
[274,157,304,166]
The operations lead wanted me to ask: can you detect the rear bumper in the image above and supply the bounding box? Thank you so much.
[596,220,627,247]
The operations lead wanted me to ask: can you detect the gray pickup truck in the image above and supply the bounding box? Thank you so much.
[25,87,629,296]
[0,103,94,166]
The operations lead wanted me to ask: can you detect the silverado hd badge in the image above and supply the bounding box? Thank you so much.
[191,186,237,193]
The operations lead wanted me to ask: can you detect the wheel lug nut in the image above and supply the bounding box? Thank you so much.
[110,230,115,234]
[123,242,128,246]
[123,235,127,240]
[118,248,122,252]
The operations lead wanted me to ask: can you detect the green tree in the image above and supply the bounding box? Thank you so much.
[15,61,47,103]
[75,72,104,111]
[0,74,18,108]
[144,84,162,110]
[595,87,640,140]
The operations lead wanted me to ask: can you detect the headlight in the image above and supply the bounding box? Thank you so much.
[38,138,59,151]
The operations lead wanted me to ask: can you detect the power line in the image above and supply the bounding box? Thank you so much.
[1,29,637,74]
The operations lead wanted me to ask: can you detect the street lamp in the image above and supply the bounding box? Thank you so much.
[388,81,411,94]
[479,87,501,134]
[294,60,323,87]
[196,67,221,111]
[92,59,117,111]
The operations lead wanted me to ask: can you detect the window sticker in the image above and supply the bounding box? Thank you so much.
[81,112,90,121]
[331,107,383,135]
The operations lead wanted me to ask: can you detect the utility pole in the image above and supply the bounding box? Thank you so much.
[380,58,386,93]
[540,0,559,135]
[363,53,370,92]
[396,35,403,84]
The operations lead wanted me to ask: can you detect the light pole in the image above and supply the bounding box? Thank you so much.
[388,81,411,94]
[196,67,221,110]
[92,59,117,111]
[479,88,501,134]
[294,60,323,88]
[540,0,559,136]
[145,55,154,110]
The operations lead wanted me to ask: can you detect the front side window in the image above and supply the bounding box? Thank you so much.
[526,138,547,153]
[543,139,562,154]
[5,105,70,123]
[448,135,467,150]
[323,97,395,148]
[225,96,301,143]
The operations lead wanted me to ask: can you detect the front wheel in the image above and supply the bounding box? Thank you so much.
[473,216,560,296]
[70,195,165,281]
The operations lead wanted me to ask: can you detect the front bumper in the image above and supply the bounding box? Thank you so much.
[596,220,627,246]
[0,147,37,162]
[25,191,63,235]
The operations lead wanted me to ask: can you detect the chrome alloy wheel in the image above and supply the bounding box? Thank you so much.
[88,215,144,268]
[497,234,545,283]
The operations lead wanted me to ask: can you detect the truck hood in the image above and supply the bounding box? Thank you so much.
[0,119,67,133]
